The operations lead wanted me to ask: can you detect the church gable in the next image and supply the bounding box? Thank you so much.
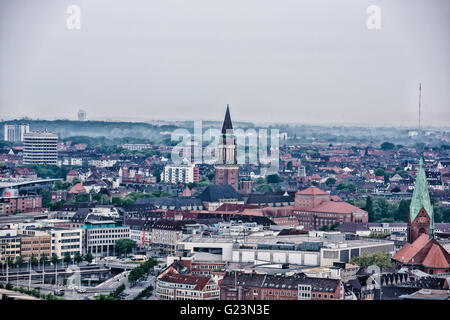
[411,208,430,225]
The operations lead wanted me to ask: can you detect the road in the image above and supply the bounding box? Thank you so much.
[122,273,156,300]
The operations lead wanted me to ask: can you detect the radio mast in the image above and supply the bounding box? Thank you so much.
[418,83,422,135]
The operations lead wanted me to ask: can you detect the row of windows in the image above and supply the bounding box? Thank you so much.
[263,290,296,297]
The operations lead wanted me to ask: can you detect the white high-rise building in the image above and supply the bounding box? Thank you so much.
[78,109,87,121]
[162,164,198,184]
[23,130,58,164]
[3,124,30,142]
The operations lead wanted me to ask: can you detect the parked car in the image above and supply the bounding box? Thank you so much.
[53,289,65,296]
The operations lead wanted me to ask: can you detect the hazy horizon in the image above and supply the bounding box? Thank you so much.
[1,0,449,126]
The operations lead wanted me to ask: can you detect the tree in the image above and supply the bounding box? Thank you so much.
[15,255,24,268]
[371,198,397,222]
[380,142,395,150]
[325,178,336,187]
[75,193,90,203]
[51,253,59,266]
[74,252,83,264]
[153,168,161,183]
[374,168,385,177]
[286,161,293,171]
[84,252,94,263]
[30,254,39,267]
[255,184,274,193]
[115,239,137,256]
[384,171,393,183]
[255,177,265,185]
[366,196,374,222]
[187,182,198,190]
[350,251,393,269]
[40,253,49,265]
[63,252,72,265]
[266,174,281,184]
[336,182,356,193]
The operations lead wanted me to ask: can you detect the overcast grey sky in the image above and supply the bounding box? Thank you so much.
[0,0,449,126]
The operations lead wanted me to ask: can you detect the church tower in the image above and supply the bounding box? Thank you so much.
[407,157,434,243]
[214,105,239,191]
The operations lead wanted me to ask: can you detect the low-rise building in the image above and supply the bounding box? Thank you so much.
[23,227,82,259]
[81,220,130,257]
[151,220,195,254]
[220,271,344,300]
[156,260,220,300]
[19,234,51,262]
[0,196,42,214]
[0,229,20,263]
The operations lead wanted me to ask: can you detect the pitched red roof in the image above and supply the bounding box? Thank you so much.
[296,187,329,196]
[304,201,367,215]
[160,271,212,290]
[68,183,86,194]
[393,233,450,269]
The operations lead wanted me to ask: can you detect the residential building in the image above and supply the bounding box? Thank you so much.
[0,195,42,214]
[23,130,58,165]
[4,124,30,142]
[220,272,344,300]
[19,234,51,262]
[0,229,20,263]
[156,260,221,300]
[162,164,199,184]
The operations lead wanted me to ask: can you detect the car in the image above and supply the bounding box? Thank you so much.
[76,288,87,293]
[53,289,65,296]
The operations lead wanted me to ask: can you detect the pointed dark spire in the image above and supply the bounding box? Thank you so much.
[221,104,233,134]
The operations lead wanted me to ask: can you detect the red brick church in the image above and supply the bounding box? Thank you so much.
[392,158,450,275]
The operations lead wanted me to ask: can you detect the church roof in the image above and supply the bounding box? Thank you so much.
[221,104,233,134]
[393,233,450,269]
[410,158,434,231]
[199,185,242,202]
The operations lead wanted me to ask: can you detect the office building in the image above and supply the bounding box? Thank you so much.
[78,109,86,121]
[3,124,30,142]
[23,130,58,165]
[162,164,199,184]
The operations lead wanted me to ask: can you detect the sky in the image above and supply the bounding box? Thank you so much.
[0,0,449,127]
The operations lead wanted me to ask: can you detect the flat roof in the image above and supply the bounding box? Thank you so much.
[180,234,394,249]
[0,178,61,189]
